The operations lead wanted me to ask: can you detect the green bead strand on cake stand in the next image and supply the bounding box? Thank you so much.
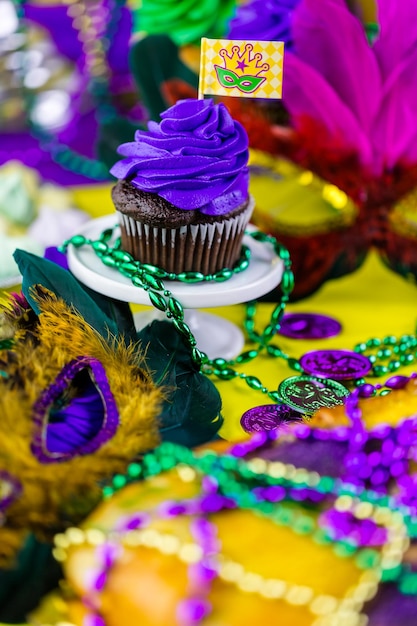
[62,226,417,403]
[61,228,294,402]
[62,229,251,285]
[205,231,297,401]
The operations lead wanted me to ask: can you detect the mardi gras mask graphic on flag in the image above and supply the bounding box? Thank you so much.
[199,38,284,99]
[214,44,270,94]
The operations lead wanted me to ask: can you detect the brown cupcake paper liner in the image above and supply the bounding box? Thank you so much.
[118,197,254,275]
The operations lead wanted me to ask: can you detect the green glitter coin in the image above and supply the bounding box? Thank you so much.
[277,375,349,415]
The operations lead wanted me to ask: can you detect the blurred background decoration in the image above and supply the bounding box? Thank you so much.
[0,161,89,286]
[127,0,417,299]
[1,0,417,300]
[0,0,141,184]
[0,0,79,133]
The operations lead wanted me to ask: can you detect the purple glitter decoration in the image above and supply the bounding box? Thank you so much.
[254,437,348,478]
[367,585,417,626]
[278,312,342,339]
[228,0,301,50]
[31,356,119,463]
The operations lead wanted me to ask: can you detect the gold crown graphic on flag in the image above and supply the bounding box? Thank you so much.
[199,38,284,100]
[215,43,270,93]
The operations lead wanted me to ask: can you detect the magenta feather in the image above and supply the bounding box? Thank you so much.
[283,52,373,167]
[372,49,417,169]
[282,0,417,175]
[291,0,382,135]
[374,1,417,79]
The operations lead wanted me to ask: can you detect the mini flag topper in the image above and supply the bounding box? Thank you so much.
[199,38,284,100]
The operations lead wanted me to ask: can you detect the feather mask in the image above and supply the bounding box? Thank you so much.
[0,285,161,564]
[282,0,417,188]
[223,0,417,298]
[0,250,222,565]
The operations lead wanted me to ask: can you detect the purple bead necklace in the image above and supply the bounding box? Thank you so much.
[237,371,417,549]
[342,374,417,506]
[15,0,124,180]
[54,431,416,626]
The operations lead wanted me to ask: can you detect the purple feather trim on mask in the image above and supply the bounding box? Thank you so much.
[31,356,119,463]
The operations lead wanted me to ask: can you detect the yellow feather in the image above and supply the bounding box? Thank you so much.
[0,291,163,565]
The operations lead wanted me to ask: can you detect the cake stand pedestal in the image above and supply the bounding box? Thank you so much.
[67,215,284,359]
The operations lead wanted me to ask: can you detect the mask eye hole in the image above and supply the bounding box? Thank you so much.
[31,357,119,463]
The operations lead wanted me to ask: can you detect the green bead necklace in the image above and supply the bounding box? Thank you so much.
[61,226,417,405]
[354,334,417,377]
[61,227,295,401]
[244,303,417,384]
[104,441,411,575]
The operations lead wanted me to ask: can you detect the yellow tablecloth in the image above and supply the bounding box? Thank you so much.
[205,251,417,439]
[72,182,417,440]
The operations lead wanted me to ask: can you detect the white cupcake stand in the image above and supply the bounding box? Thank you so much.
[68,215,284,359]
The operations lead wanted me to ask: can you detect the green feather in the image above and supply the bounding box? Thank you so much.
[129,35,199,121]
[13,250,136,342]
[137,320,223,447]
[0,535,61,622]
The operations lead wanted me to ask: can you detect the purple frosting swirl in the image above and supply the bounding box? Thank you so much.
[228,0,301,49]
[110,99,249,216]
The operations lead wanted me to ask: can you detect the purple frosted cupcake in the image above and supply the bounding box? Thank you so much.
[110,99,253,275]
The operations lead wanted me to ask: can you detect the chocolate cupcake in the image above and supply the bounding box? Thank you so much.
[110,98,253,275]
